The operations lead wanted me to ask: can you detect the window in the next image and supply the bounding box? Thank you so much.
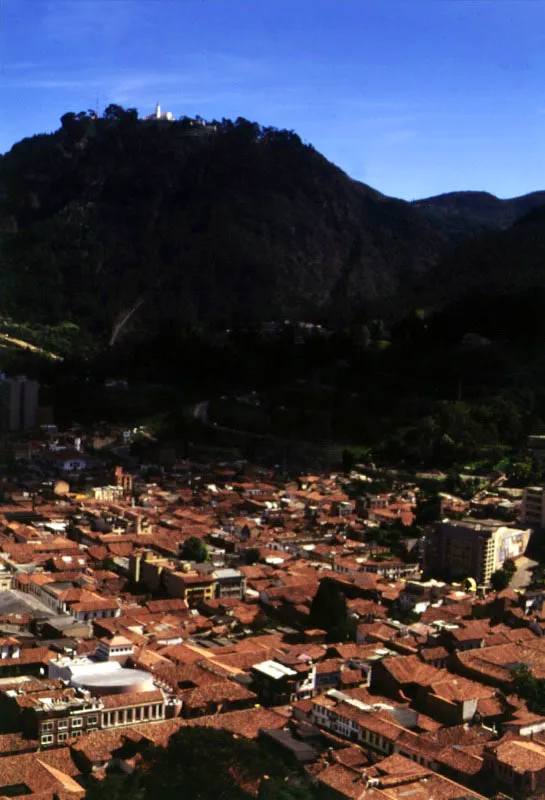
[71,718,83,728]
[87,716,98,726]
[41,735,54,745]
[58,732,68,742]
[57,720,68,730]
[41,722,54,732]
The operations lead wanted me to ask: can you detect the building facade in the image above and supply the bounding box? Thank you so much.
[251,660,316,705]
[33,695,103,747]
[0,376,39,432]
[129,550,224,605]
[16,688,165,748]
[426,519,531,584]
[521,486,545,527]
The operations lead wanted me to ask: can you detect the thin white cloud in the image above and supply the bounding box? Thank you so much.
[37,0,145,41]
[2,61,50,72]
[0,51,276,109]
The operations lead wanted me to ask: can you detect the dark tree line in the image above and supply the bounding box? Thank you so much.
[83,727,317,800]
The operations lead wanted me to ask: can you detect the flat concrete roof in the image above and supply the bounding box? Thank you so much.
[253,660,297,680]
[78,668,151,688]
[213,568,241,579]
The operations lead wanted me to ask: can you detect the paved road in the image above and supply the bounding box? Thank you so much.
[0,589,58,616]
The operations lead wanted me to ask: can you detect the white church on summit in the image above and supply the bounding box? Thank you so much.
[143,103,174,121]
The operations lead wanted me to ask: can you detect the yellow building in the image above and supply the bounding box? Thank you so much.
[129,550,216,605]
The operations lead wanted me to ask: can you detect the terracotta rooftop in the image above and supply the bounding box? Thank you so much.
[315,762,366,799]
[0,748,83,797]
[492,738,545,773]
[101,689,163,709]
[380,654,446,686]
[181,706,287,739]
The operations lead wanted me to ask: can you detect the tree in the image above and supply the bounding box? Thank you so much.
[490,568,510,592]
[233,117,261,144]
[85,773,144,800]
[60,111,77,129]
[370,318,385,343]
[180,536,209,563]
[143,728,251,800]
[60,111,92,141]
[444,470,478,501]
[390,604,422,625]
[413,492,442,526]
[506,453,534,486]
[341,449,355,473]
[348,322,371,353]
[502,558,517,580]
[244,547,261,565]
[103,103,127,120]
[83,727,315,800]
[310,578,349,641]
[513,665,545,714]
[391,311,427,348]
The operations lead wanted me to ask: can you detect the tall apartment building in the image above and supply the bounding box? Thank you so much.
[521,486,545,527]
[425,519,531,585]
[0,376,39,432]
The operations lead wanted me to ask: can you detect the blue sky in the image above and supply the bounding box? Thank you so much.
[1,0,543,199]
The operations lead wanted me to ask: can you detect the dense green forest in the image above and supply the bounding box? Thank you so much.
[3,105,544,341]
[0,105,445,340]
[2,107,545,469]
[18,285,545,477]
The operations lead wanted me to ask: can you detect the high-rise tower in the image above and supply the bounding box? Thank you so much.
[0,376,39,432]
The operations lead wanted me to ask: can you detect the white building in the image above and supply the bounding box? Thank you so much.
[0,376,39,432]
[143,103,174,121]
[521,486,545,527]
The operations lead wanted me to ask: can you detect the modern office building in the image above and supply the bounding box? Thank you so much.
[0,376,39,432]
[425,519,531,585]
[521,486,545,528]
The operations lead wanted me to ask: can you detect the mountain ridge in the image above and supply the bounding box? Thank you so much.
[413,189,545,242]
[0,107,544,342]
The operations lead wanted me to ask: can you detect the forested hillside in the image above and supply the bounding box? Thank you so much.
[414,189,545,241]
[0,105,445,342]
